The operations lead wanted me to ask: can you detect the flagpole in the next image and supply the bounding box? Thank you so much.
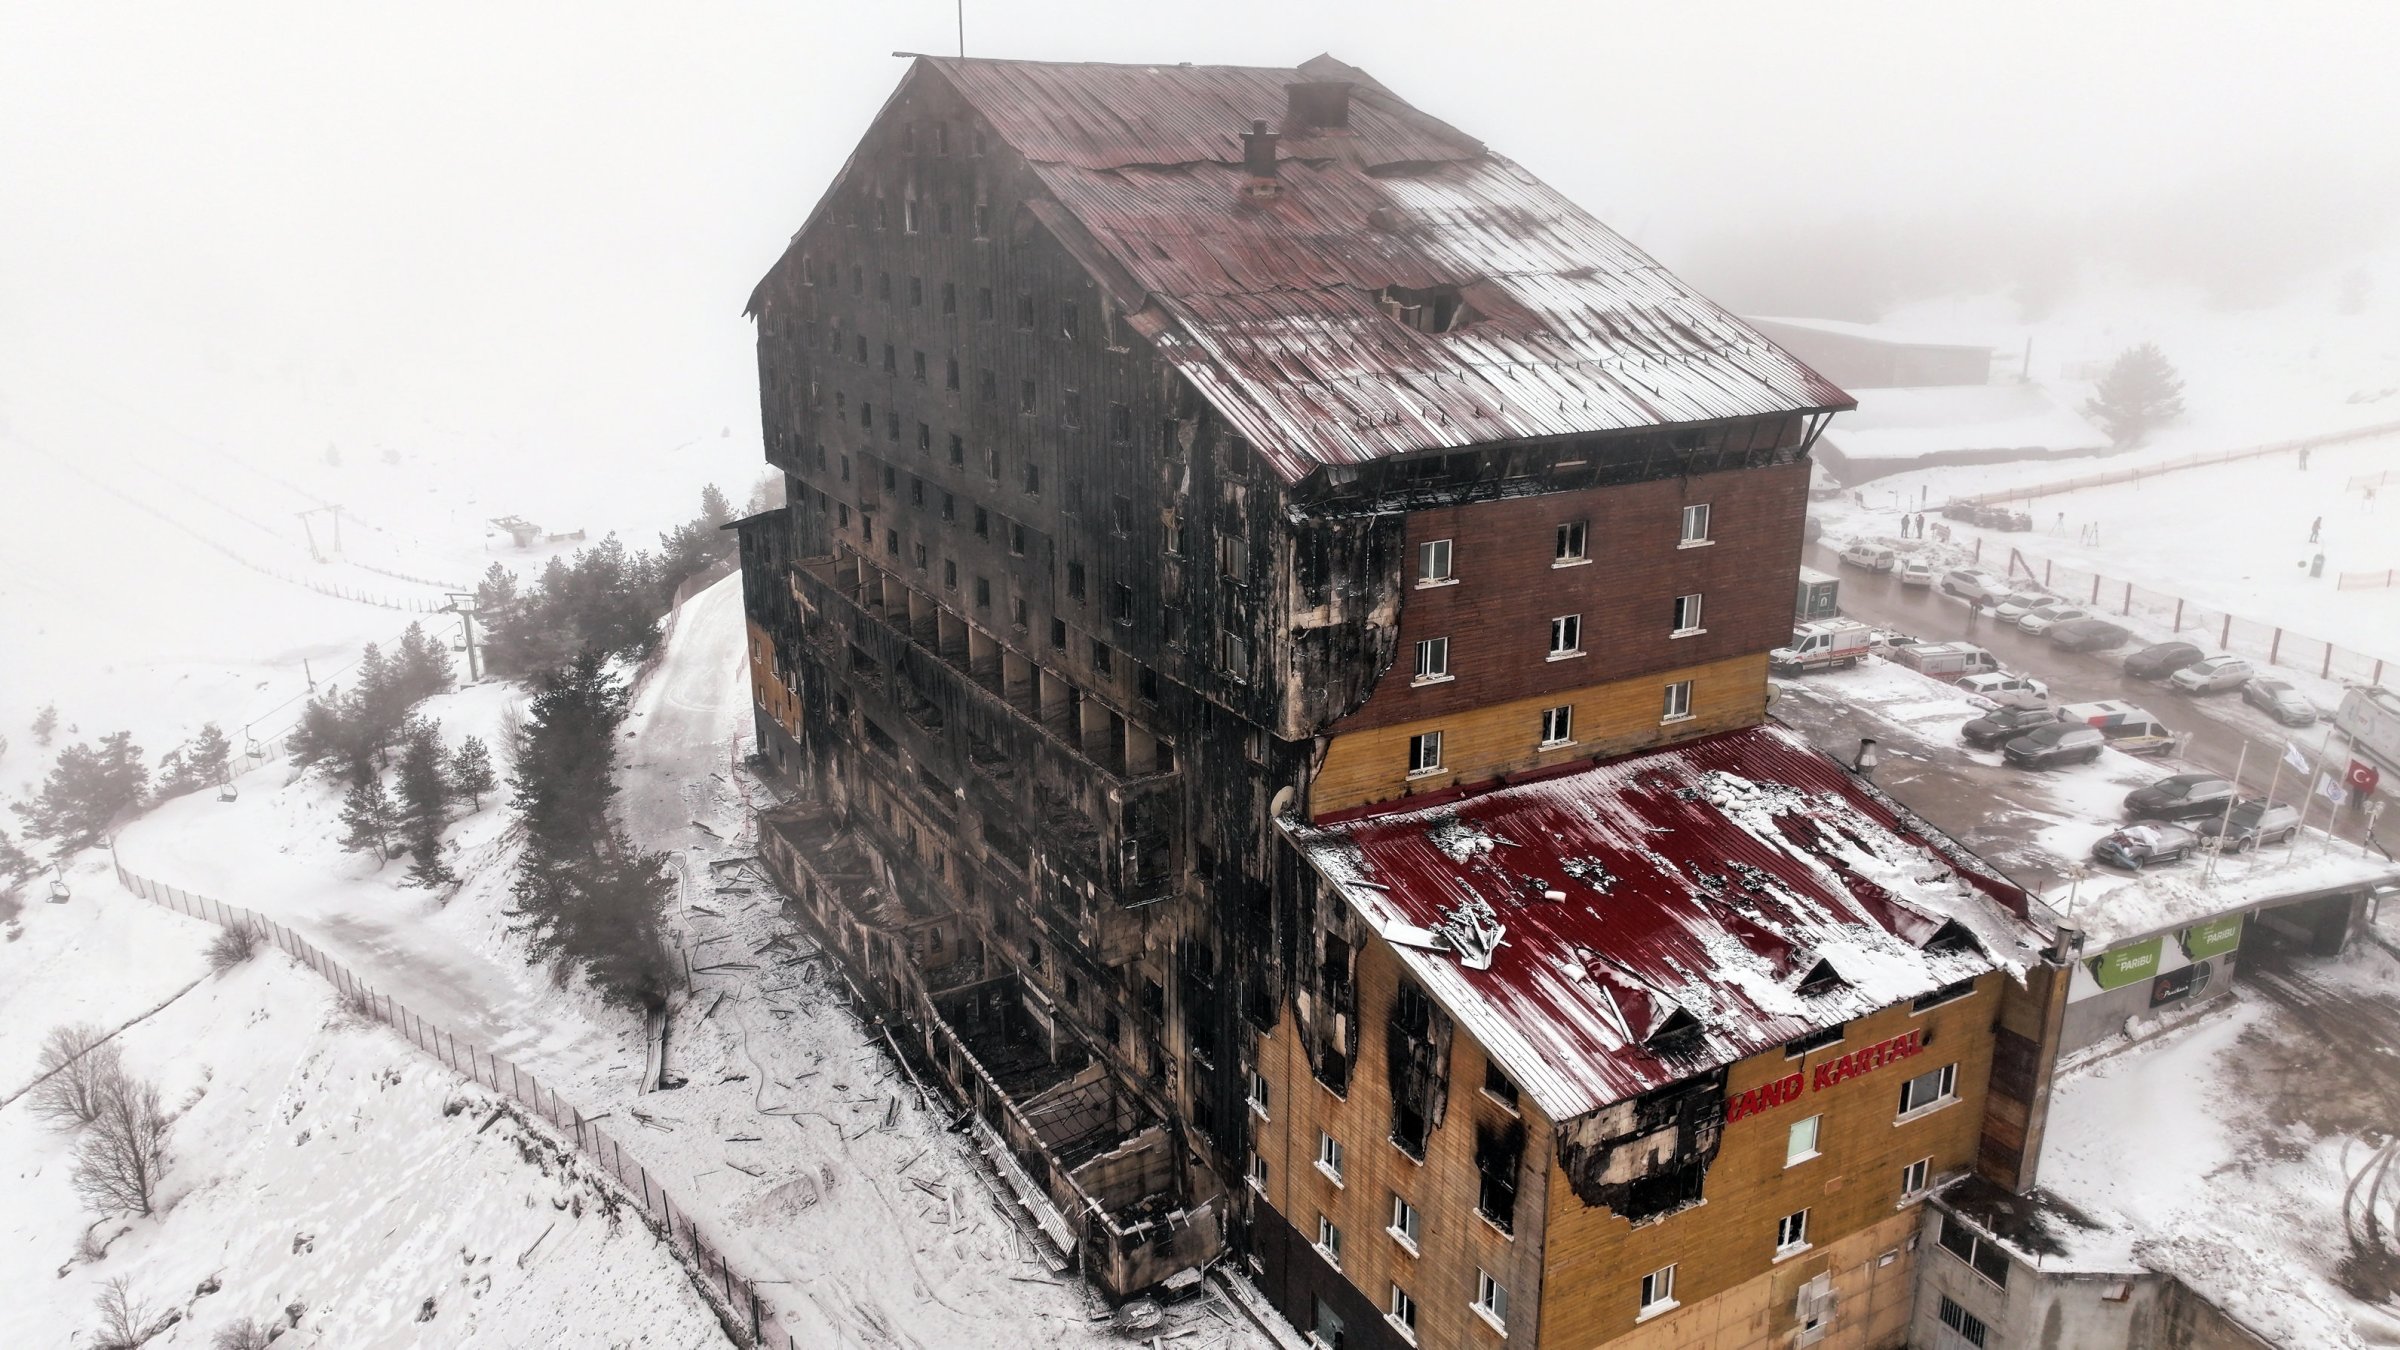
[2204,743,2248,884]
[2289,721,2340,860]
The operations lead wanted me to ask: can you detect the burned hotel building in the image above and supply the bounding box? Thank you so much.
[734,54,2053,1347]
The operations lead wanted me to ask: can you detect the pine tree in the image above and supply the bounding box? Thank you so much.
[32,704,58,747]
[699,482,733,530]
[287,692,343,770]
[570,832,679,1010]
[2083,342,2187,446]
[446,736,497,810]
[393,720,454,889]
[393,622,456,706]
[158,723,233,798]
[0,826,39,900]
[338,776,400,861]
[12,734,148,855]
[347,643,404,764]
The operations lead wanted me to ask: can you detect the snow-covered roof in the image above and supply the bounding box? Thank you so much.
[2050,844,2400,951]
[1750,315,1994,351]
[1821,384,2108,462]
[1283,723,2049,1122]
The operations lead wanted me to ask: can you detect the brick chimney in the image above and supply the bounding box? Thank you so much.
[1240,119,1280,200]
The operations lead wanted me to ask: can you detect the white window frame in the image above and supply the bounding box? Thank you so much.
[1473,1268,1509,1332]
[1680,502,1712,546]
[1540,703,1574,748]
[1387,1283,1420,1341]
[1248,1152,1270,1191]
[1672,592,1705,636]
[1898,1063,1960,1119]
[1417,538,1455,587]
[1786,1113,1822,1167]
[1389,1194,1421,1253]
[1553,520,1590,566]
[1406,731,1443,778]
[1638,1263,1679,1320]
[1775,1208,1811,1258]
[1317,1130,1345,1184]
[1663,679,1694,723]
[1901,1156,1933,1198]
[1548,613,1583,660]
[1414,636,1452,684]
[1247,1069,1271,1120]
[1316,1213,1343,1268]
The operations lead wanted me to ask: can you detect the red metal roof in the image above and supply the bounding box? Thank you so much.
[1284,723,2046,1122]
[924,55,1853,483]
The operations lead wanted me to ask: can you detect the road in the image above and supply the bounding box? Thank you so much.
[1807,541,2379,846]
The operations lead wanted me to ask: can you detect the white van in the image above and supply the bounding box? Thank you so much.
[1840,543,1899,573]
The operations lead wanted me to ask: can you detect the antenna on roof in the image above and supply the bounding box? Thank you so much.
[957,0,965,57]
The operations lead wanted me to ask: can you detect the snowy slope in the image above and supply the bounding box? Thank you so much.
[0,898,733,1350]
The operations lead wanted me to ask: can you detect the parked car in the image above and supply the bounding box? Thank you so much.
[1975,506,2034,532]
[1958,671,2050,706]
[2242,677,2319,727]
[2193,800,2304,852]
[1940,569,2010,604]
[2003,723,2106,768]
[2092,823,2202,870]
[2057,700,2179,756]
[2048,618,2134,652]
[1893,642,2002,681]
[1897,560,1936,588]
[2123,641,2208,681]
[1840,543,1899,572]
[1992,591,2055,623]
[1962,693,2058,749]
[2018,602,2090,634]
[2170,655,2257,695]
[2123,772,2237,822]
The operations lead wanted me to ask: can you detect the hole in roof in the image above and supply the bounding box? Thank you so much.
[1798,959,1847,995]
[1922,919,1981,956]
[1378,284,1477,335]
[1646,1007,1702,1046]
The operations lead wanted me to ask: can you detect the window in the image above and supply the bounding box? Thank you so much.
[1222,632,1249,680]
[1311,1298,1346,1350]
[1389,1194,1420,1249]
[1063,390,1082,426]
[1406,732,1442,777]
[1937,1297,1990,1348]
[1554,520,1588,563]
[974,577,991,611]
[1015,293,1035,331]
[1249,1152,1270,1188]
[1316,1214,1343,1267]
[948,433,965,467]
[1549,614,1582,658]
[1663,680,1694,722]
[908,276,923,307]
[1247,1069,1270,1117]
[1019,379,1037,414]
[1540,704,1573,747]
[943,560,957,590]
[1060,301,1079,340]
[1011,596,1028,629]
[1639,1264,1677,1317]
[979,369,997,403]
[1023,460,1041,495]
[1091,641,1113,676]
[1672,592,1705,635]
[1111,583,1134,625]
[1786,1114,1821,1166]
[1316,1131,1344,1184]
[1050,619,1067,650]
[1681,502,1711,544]
[1474,1269,1509,1330]
[1413,637,1450,682]
[1478,1061,1516,1104]
[1776,1208,1810,1255]
[941,281,957,314]
[1111,493,1133,535]
[1008,523,1027,556]
[1109,403,1131,444]
[1066,561,1086,601]
[972,506,988,538]
[876,271,892,301]
[1940,1216,2012,1289]
[1902,1156,1933,1197]
[1387,1284,1418,1338]
[1898,1063,1958,1116]
[1417,539,1453,585]
[977,286,994,321]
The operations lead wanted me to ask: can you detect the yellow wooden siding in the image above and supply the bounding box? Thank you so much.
[1309,653,1769,817]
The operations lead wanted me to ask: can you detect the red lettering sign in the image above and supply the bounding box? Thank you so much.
[1731,1030,1924,1123]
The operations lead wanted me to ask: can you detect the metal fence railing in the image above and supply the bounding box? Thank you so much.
[2000,546,2396,686]
[2338,570,2399,592]
[111,859,794,1348]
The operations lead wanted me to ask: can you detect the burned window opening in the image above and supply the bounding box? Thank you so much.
[1385,978,1452,1160]
[1555,1070,1728,1222]
[1474,1119,1524,1233]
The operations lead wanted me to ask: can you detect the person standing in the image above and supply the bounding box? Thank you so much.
[2311,516,2323,543]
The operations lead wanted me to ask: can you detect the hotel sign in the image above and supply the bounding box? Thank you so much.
[1724,1029,1927,1123]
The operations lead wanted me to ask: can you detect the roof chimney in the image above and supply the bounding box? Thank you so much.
[1285,80,1353,131]
[1240,119,1280,199]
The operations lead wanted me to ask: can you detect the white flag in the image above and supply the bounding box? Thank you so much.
[2284,741,2312,775]
[2317,772,2348,807]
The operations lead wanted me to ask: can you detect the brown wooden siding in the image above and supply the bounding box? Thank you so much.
[1308,653,1769,818]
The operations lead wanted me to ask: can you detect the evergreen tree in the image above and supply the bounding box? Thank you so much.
[2083,342,2187,446]
[12,733,147,855]
[506,654,671,1007]
[158,723,233,798]
[347,643,404,763]
[0,826,39,900]
[32,704,58,747]
[338,775,400,861]
[393,719,454,889]
[446,735,497,810]
[393,622,456,706]
[699,482,733,529]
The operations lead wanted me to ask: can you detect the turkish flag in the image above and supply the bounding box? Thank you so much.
[2352,759,2383,796]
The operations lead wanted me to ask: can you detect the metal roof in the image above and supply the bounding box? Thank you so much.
[924,55,1852,483]
[1284,723,2047,1122]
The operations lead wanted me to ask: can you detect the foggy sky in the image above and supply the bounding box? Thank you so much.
[3,0,2395,477]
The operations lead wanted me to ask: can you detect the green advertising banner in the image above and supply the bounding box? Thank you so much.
[2090,936,2165,990]
[2183,914,2245,961]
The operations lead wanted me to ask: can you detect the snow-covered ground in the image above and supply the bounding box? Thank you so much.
[0,891,733,1350]
[2043,921,2400,1349]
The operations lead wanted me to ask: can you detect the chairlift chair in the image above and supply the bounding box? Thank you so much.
[218,778,240,803]
[47,870,70,903]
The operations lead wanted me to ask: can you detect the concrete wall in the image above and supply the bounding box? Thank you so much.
[2059,948,2239,1056]
[1910,1204,2273,1350]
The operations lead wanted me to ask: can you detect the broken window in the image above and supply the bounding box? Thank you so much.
[1474,1120,1523,1233]
[1377,283,1475,334]
[1386,978,1451,1160]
